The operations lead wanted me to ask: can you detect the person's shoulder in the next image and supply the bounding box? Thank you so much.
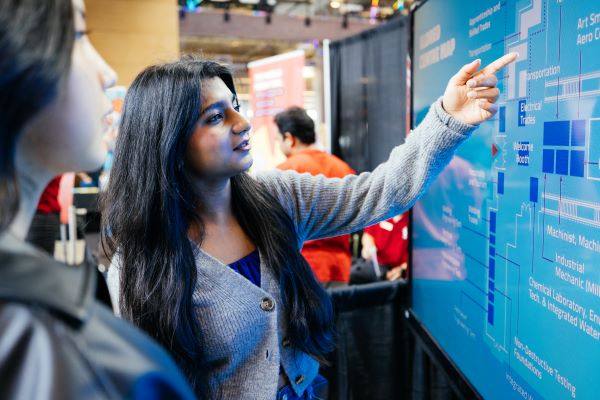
[331,154,354,170]
[0,301,81,354]
[0,301,194,399]
[278,153,315,172]
[79,302,196,397]
[0,301,54,337]
[0,302,85,397]
[0,298,124,355]
[83,302,195,398]
[319,152,354,176]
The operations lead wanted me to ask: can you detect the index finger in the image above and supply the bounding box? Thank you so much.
[482,52,519,74]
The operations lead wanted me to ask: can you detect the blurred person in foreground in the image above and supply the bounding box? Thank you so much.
[0,0,195,398]
[275,107,355,288]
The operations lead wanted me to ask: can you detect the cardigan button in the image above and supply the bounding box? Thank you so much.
[260,297,275,311]
[282,337,291,348]
[294,375,305,385]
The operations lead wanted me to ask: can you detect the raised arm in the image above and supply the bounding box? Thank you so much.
[257,53,518,246]
[442,52,518,124]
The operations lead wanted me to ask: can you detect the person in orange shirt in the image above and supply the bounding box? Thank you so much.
[275,106,355,287]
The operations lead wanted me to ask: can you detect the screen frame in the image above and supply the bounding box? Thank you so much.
[407,1,483,398]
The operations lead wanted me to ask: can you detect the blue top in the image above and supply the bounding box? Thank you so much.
[227,250,261,287]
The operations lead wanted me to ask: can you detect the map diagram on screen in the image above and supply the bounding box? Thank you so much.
[412,1,600,399]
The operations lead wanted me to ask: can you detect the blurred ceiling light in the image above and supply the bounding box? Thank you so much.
[379,6,394,15]
[340,3,362,13]
[369,0,378,23]
[185,0,202,11]
[239,0,260,3]
[266,0,277,6]
[330,1,341,9]
[392,0,405,11]
[302,66,315,79]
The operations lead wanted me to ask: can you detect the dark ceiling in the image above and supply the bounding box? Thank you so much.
[178,0,413,74]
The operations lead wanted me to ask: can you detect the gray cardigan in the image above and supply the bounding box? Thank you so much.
[107,98,475,399]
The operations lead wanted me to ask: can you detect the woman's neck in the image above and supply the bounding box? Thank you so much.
[189,176,256,262]
[9,169,50,240]
[193,177,233,224]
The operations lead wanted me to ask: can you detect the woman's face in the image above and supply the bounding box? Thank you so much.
[17,0,117,178]
[186,78,253,180]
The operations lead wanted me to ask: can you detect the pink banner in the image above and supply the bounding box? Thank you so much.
[248,50,305,171]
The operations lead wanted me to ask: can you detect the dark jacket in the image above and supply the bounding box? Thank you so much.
[0,238,196,400]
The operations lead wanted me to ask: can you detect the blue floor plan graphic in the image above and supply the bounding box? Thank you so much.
[412,1,600,399]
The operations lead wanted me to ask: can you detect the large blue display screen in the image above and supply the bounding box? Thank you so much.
[412,1,600,399]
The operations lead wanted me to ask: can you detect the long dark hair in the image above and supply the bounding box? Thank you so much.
[0,0,74,232]
[102,58,334,395]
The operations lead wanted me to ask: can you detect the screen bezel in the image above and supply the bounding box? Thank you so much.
[407,1,483,398]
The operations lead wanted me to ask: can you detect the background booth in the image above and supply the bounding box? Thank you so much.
[326,1,600,399]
